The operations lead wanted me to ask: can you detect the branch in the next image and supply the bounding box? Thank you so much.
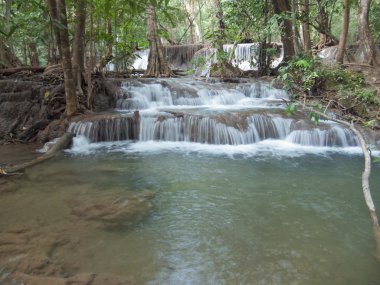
[0,133,73,175]
[302,106,379,227]
[0,66,46,76]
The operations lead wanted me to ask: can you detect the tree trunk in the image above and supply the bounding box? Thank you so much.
[258,0,270,76]
[301,0,311,53]
[87,0,94,110]
[357,0,379,65]
[5,0,15,54]
[23,43,28,65]
[291,0,302,55]
[72,0,86,91]
[0,39,21,68]
[28,42,40,66]
[272,0,295,62]
[56,0,78,117]
[144,3,173,77]
[46,0,62,59]
[213,0,225,54]
[336,0,350,64]
[315,0,336,49]
[183,0,201,43]
[106,17,113,57]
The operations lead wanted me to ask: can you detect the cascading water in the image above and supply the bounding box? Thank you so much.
[132,43,283,76]
[68,78,359,150]
[9,77,377,285]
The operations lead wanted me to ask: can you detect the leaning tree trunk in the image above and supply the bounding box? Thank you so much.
[56,0,78,117]
[336,0,350,64]
[357,0,379,65]
[72,0,86,92]
[272,0,295,62]
[144,3,173,77]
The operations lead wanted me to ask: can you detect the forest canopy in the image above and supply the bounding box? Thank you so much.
[1,0,379,69]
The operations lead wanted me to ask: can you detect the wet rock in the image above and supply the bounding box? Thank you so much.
[68,190,155,228]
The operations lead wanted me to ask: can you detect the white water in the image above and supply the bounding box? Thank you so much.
[67,78,363,156]
[132,43,284,74]
[117,79,288,110]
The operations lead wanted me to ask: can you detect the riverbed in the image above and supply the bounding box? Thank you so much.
[1,142,379,285]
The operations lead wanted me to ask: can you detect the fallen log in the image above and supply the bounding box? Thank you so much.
[0,66,46,76]
[0,133,73,175]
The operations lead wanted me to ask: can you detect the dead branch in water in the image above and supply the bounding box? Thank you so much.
[0,133,73,176]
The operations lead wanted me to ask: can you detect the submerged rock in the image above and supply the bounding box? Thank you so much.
[68,190,155,228]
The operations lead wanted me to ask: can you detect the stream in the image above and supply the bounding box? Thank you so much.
[1,78,380,284]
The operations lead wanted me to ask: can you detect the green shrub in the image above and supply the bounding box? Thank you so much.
[278,55,320,96]
[277,57,379,117]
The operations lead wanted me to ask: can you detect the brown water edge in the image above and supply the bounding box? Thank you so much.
[0,156,155,285]
[0,143,42,194]
[0,143,41,165]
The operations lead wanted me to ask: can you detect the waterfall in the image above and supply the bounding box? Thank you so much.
[223,43,260,70]
[286,126,358,147]
[132,50,149,70]
[117,83,174,109]
[131,45,205,71]
[68,78,359,149]
[117,80,289,110]
[139,114,292,145]
[68,116,137,142]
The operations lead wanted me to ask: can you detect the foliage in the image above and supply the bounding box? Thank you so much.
[284,103,297,116]
[278,56,320,95]
[278,57,379,118]
[321,65,380,110]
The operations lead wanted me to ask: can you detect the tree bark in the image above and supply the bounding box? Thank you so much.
[213,0,225,54]
[357,0,379,65]
[56,0,78,117]
[28,42,40,66]
[301,0,312,53]
[5,0,15,54]
[315,0,336,49]
[272,0,295,62]
[183,0,202,43]
[144,3,173,77]
[46,0,62,59]
[87,0,94,110]
[0,39,21,68]
[72,0,86,91]
[336,0,350,64]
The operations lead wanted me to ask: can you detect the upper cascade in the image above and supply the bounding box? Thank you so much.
[130,43,283,73]
[116,79,288,110]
